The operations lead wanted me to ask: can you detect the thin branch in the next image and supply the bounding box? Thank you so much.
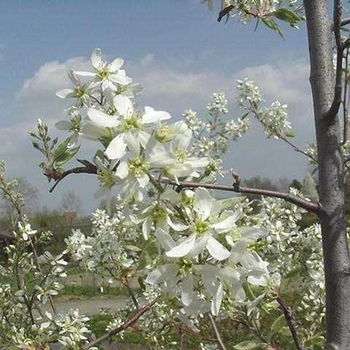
[123,276,139,310]
[46,161,321,214]
[276,134,318,163]
[328,0,343,119]
[29,237,57,315]
[81,299,157,350]
[48,163,97,192]
[208,314,227,350]
[161,179,321,214]
[343,44,349,144]
[218,5,234,22]
[273,292,305,350]
[340,17,350,27]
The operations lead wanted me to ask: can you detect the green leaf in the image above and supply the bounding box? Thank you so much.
[138,239,158,270]
[271,314,286,336]
[271,8,301,26]
[54,145,80,167]
[305,335,325,349]
[53,138,71,162]
[29,132,40,140]
[261,17,283,38]
[233,340,267,350]
[285,130,296,137]
[285,268,302,278]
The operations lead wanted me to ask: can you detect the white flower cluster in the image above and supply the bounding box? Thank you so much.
[260,101,292,139]
[54,309,95,349]
[183,92,250,161]
[66,209,135,276]
[244,196,325,330]
[207,92,228,114]
[237,78,263,106]
[237,79,295,139]
[227,0,280,23]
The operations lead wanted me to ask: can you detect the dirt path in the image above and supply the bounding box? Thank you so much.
[48,295,129,315]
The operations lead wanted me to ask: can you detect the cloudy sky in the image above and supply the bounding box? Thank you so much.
[0,1,314,214]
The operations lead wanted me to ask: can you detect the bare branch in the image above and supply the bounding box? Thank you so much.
[161,179,321,214]
[81,299,157,350]
[328,0,343,119]
[46,162,321,214]
[273,292,305,350]
[208,314,227,350]
[47,163,97,193]
[340,17,350,27]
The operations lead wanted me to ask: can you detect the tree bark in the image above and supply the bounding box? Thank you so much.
[304,1,350,349]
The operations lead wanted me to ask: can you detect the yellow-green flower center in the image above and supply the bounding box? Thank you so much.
[151,204,167,221]
[121,115,141,131]
[180,193,194,207]
[194,220,209,235]
[128,157,149,177]
[175,148,187,163]
[69,115,81,132]
[98,168,116,189]
[155,125,172,142]
[73,86,86,98]
[116,85,127,94]
[97,67,109,80]
[177,258,194,276]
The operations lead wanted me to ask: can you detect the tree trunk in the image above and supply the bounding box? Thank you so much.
[304,1,350,348]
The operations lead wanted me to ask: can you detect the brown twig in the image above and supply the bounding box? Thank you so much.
[273,292,305,350]
[161,179,321,214]
[47,163,97,192]
[47,163,321,214]
[81,299,157,350]
[208,314,227,350]
[327,0,343,119]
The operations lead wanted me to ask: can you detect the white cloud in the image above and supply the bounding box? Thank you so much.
[0,53,315,213]
[15,57,90,102]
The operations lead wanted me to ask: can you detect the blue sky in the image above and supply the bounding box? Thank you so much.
[0,1,314,214]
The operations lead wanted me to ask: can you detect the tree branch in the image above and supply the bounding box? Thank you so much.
[81,299,157,350]
[208,314,227,350]
[340,17,350,27]
[161,179,321,214]
[46,162,321,214]
[273,292,305,350]
[327,0,343,119]
[47,162,97,193]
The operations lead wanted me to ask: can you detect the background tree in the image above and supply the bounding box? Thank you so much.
[61,190,82,213]
[0,176,39,221]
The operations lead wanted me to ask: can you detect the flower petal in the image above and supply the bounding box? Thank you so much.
[166,235,196,258]
[88,108,119,128]
[108,57,124,72]
[142,106,171,124]
[194,187,213,220]
[115,161,128,179]
[56,89,74,99]
[211,211,240,233]
[211,283,223,316]
[74,70,96,77]
[105,134,127,159]
[91,48,102,69]
[207,237,230,261]
[113,95,133,118]
[155,228,175,251]
[55,120,71,130]
[146,264,176,285]
[109,72,133,85]
[68,70,81,86]
[182,275,194,306]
